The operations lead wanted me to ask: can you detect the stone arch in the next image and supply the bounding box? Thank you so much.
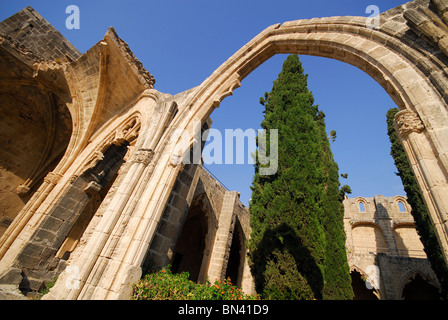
[399,271,442,300]
[171,17,447,131]
[349,265,381,300]
[160,11,448,265]
[172,192,217,283]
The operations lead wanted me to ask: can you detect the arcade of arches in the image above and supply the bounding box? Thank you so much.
[0,0,448,299]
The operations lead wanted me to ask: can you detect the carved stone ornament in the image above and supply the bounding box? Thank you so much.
[69,175,79,184]
[43,172,63,185]
[112,127,126,146]
[395,110,425,137]
[132,148,154,166]
[84,151,104,171]
[84,181,102,195]
[169,154,182,167]
[112,118,141,146]
[16,184,30,196]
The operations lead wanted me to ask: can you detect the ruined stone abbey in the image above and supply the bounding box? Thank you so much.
[0,0,448,300]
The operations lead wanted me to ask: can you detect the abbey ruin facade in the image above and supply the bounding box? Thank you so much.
[0,0,448,299]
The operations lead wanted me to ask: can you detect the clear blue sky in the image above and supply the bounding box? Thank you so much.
[1,0,410,206]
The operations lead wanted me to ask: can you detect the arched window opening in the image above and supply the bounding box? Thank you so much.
[398,201,406,213]
[359,202,366,212]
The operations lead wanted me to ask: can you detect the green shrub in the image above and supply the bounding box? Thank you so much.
[132,266,260,300]
[38,276,58,299]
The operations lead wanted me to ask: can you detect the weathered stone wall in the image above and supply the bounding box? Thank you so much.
[143,162,201,273]
[144,161,254,292]
[0,6,80,61]
[0,7,75,239]
[344,195,440,299]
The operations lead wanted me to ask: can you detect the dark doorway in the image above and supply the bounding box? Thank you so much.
[172,205,209,282]
[402,274,441,300]
[225,221,243,287]
[351,270,379,300]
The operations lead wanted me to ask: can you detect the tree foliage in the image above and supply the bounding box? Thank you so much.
[248,55,353,300]
[386,108,448,299]
[132,266,259,300]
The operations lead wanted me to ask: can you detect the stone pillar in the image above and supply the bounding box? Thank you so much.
[394,109,448,265]
[39,92,163,300]
[373,196,398,255]
[207,191,239,282]
[376,254,395,300]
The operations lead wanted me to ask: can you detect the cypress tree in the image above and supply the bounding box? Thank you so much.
[317,111,354,300]
[248,54,353,300]
[386,108,448,298]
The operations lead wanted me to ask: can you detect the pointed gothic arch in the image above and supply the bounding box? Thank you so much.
[161,10,448,268]
[349,266,381,300]
[172,192,217,283]
[400,271,442,300]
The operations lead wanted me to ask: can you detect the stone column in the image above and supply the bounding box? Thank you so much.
[373,195,398,256]
[41,92,163,300]
[207,191,239,282]
[394,109,448,265]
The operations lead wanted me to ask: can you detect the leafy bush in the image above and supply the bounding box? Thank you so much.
[132,266,260,300]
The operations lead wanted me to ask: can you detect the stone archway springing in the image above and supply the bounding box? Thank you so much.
[350,268,380,300]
